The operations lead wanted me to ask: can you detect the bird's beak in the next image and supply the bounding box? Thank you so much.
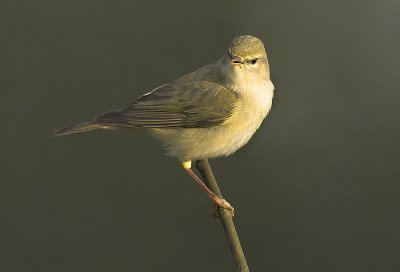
[230,56,243,65]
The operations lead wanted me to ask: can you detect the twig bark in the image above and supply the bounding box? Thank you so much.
[196,159,249,272]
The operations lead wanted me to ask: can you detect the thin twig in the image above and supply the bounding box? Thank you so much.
[196,159,249,272]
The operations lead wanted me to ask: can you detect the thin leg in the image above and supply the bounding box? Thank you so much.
[182,161,234,215]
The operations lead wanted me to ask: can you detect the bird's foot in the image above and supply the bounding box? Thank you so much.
[212,197,235,217]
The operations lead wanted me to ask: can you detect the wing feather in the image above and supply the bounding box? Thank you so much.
[94,82,238,128]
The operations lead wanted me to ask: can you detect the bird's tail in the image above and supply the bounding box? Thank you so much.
[54,120,106,136]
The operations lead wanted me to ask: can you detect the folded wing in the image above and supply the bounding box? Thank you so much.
[96,82,238,128]
[54,82,238,136]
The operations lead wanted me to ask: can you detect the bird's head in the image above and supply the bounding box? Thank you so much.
[227,35,270,79]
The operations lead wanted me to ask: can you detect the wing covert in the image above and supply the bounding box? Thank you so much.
[95,82,238,128]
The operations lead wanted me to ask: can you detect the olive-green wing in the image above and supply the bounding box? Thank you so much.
[95,82,238,128]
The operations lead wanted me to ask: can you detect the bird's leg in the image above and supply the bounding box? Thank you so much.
[182,161,234,215]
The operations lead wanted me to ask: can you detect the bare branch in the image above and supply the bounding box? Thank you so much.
[196,159,249,272]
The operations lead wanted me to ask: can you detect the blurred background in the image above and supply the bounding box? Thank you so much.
[1,0,399,271]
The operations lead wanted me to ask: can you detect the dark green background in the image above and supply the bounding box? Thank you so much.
[1,0,399,271]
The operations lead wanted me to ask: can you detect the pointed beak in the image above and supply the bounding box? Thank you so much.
[230,56,243,65]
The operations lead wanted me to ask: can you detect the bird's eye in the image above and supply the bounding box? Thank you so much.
[250,58,258,65]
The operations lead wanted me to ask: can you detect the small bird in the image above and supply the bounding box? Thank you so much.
[55,35,274,214]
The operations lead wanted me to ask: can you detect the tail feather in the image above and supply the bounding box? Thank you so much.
[54,120,105,136]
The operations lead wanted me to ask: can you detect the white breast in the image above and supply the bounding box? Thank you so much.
[233,69,274,121]
[150,73,274,161]
[215,77,274,156]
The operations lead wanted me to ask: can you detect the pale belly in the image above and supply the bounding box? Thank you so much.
[150,80,274,161]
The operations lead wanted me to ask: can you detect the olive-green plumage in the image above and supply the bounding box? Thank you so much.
[55,35,274,162]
